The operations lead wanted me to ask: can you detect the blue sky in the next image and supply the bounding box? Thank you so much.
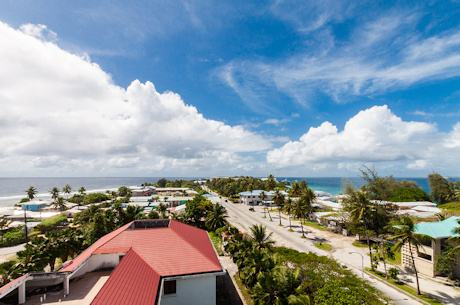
[0,0,460,177]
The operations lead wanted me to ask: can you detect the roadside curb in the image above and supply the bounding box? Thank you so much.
[365,270,430,305]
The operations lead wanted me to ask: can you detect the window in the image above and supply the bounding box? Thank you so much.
[119,255,124,262]
[418,252,432,261]
[164,280,176,295]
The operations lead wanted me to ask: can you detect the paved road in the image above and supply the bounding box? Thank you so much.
[0,243,25,255]
[209,189,423,305]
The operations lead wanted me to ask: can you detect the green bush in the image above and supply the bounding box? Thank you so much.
[19,198,30,203]
[2,229,26,246]
[388,267,399,279]
[36,214,67,233]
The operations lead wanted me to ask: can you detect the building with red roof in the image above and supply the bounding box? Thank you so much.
[0,219,225,304]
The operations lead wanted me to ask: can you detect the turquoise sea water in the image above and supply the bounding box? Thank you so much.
[0,176,458,207]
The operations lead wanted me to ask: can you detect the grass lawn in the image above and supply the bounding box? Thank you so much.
[234,274,253,305]
[386,250,401,265]
[208,231,224,256]
[369,269,443,305]
[352,241,369,248]
[314,242,333,251]
[295,219,328,231]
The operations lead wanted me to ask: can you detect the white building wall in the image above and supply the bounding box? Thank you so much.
[70,253,122,279]
[159,275,216,305]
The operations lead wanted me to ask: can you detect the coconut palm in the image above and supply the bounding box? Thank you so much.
[49,187,60,202]
[78,186,86,196]
[205,203,228,231]
[283,197,294,231]
[249,224,274,249]
[388,215,431,295]
[298,188,315,222]
[273,190,285,226]
[292,198,308,238]
[343,191,374,268]
[260,191,267,217]
[157,202,168,219]
[53,197,66,211]
[290,181,300,197]
[25,186,38,201]
[62,184,72,199]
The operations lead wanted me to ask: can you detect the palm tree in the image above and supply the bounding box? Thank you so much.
[290,181,300,197]
[157,202,168,219]
[249,224,274,249]
[205,203,228,231]
[283,197,294,231]
[299,188,315,223]
[62,184,72,200]
[266,174,276,191]
[25,186,38,201]
[53,197,66,211]
[388,215,431,295]
[79,186,86,196]
[23,186,38,244]
[260,191,267,218]
[344,191,374,268]
[293,198,308,238]
[273,190,285,226]
[49,187,60,202]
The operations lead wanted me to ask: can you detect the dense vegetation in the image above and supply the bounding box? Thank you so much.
[225,225,383,304]
[0,186,229,288]
[207,175,285,198]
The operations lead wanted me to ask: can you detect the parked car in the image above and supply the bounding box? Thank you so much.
[249,207,255,211]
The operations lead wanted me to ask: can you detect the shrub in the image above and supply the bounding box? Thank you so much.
[388,268,399,279]
[2,229,26,246]
[36,214,68,233]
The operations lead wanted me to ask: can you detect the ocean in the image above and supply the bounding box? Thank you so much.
[0,177,196,208]
[0,176,458,208]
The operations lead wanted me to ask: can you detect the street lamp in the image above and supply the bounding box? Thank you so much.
[349,252,364,278]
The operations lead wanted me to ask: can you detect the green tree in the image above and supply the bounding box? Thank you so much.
[118,186,132,198]
[290,181,300,197]
[273,190,285,226]
[428,172,453,204]
[293,198,308,238]
[148,210,160,219]
[389,187,430,202]
[49,187,60,202]
[25,186,38,201]
[388,215,432,295]
[260,191,267,218]
[266,174,276,191]
[342,188,374,269]
[157,202,168,219]
[205,203,228,231]
[434,244,456,279]
[283,197,294,231]
[250,224,274,249]
[79,186,86,196]
[53,197,66,211]
[62,184,72,199]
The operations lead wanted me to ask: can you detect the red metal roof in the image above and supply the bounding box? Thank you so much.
[61,222,133,272]
[0,273,28,295]
[91,248,161,305]
[66,220,222,304]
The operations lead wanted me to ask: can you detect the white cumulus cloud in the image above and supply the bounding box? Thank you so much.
[267,105,437,167]
[0,22,271,176]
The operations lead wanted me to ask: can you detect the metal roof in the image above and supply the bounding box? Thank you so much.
[239,190,274,196]
[414,216,460,239]
[91,249,161,305]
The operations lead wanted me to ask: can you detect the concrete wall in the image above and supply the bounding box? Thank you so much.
[159,275,216,305]
[70,253,122,279]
